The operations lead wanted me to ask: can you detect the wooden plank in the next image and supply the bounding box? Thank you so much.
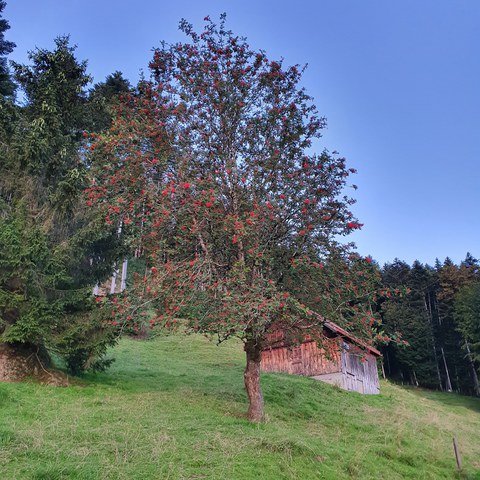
[261,339,342,376]
[341,346,380,395]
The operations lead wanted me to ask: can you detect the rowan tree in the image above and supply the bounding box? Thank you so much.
[90,16,395,421]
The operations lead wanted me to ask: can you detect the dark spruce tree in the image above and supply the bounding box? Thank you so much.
[454,279,480,395]
[0,37,123,382]
[0,1,15,98]
[88,70,132,132]
[380,260,440,387]
[380,255,480,396]
[436,255,480,394]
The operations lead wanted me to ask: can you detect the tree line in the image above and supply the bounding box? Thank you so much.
[380,255,480,396]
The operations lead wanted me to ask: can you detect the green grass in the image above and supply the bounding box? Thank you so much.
[1,335,480,479]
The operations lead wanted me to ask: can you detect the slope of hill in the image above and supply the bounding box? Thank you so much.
[1,335,479,479]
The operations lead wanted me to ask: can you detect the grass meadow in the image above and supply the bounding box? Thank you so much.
[1,334,480,479]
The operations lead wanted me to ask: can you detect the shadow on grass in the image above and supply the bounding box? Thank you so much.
[71,336,249,410]
[83,358,247,401]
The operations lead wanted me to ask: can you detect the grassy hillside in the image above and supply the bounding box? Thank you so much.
[1,335,480,479]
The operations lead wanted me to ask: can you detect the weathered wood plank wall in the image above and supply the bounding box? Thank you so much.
[341,349,380,394]
[261,326,381,394]
[261,338,341,377]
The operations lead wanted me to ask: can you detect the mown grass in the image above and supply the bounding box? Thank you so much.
[1,334,480,479]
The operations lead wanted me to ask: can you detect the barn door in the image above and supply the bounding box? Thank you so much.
[342,348,366,394]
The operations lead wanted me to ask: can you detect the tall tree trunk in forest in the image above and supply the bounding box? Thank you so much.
[465,341,480,396]
[385,349,391,376]
[425,293,443,390]
[441,347,453,392]
[244,338,264,422]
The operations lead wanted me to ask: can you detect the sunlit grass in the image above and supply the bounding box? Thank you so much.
[0,335,479,479]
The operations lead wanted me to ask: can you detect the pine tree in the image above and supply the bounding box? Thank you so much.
[380,260,439,387]
[0,1,15,98]
[436,257,475,392]
[88,71,132,132]
[454,282,480,394]
[0,37,123,381]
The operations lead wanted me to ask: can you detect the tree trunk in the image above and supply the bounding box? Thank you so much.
[0,342,68,385]
[441,347,453,392]
[412,370,419,387]
[244,338,264,422]
[465,341,480,396]
[425,293,443,390]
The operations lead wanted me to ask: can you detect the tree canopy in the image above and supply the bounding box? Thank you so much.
[0,35,126,379]
[0,1,15,98]
[89,16,394,420]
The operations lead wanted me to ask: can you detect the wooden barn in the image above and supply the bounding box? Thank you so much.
[261,320,381,395]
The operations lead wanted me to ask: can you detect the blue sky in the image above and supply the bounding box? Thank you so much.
[4,1,479,267]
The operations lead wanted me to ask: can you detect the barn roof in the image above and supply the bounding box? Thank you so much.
[323,319,382,357]
[264,313,382,357]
